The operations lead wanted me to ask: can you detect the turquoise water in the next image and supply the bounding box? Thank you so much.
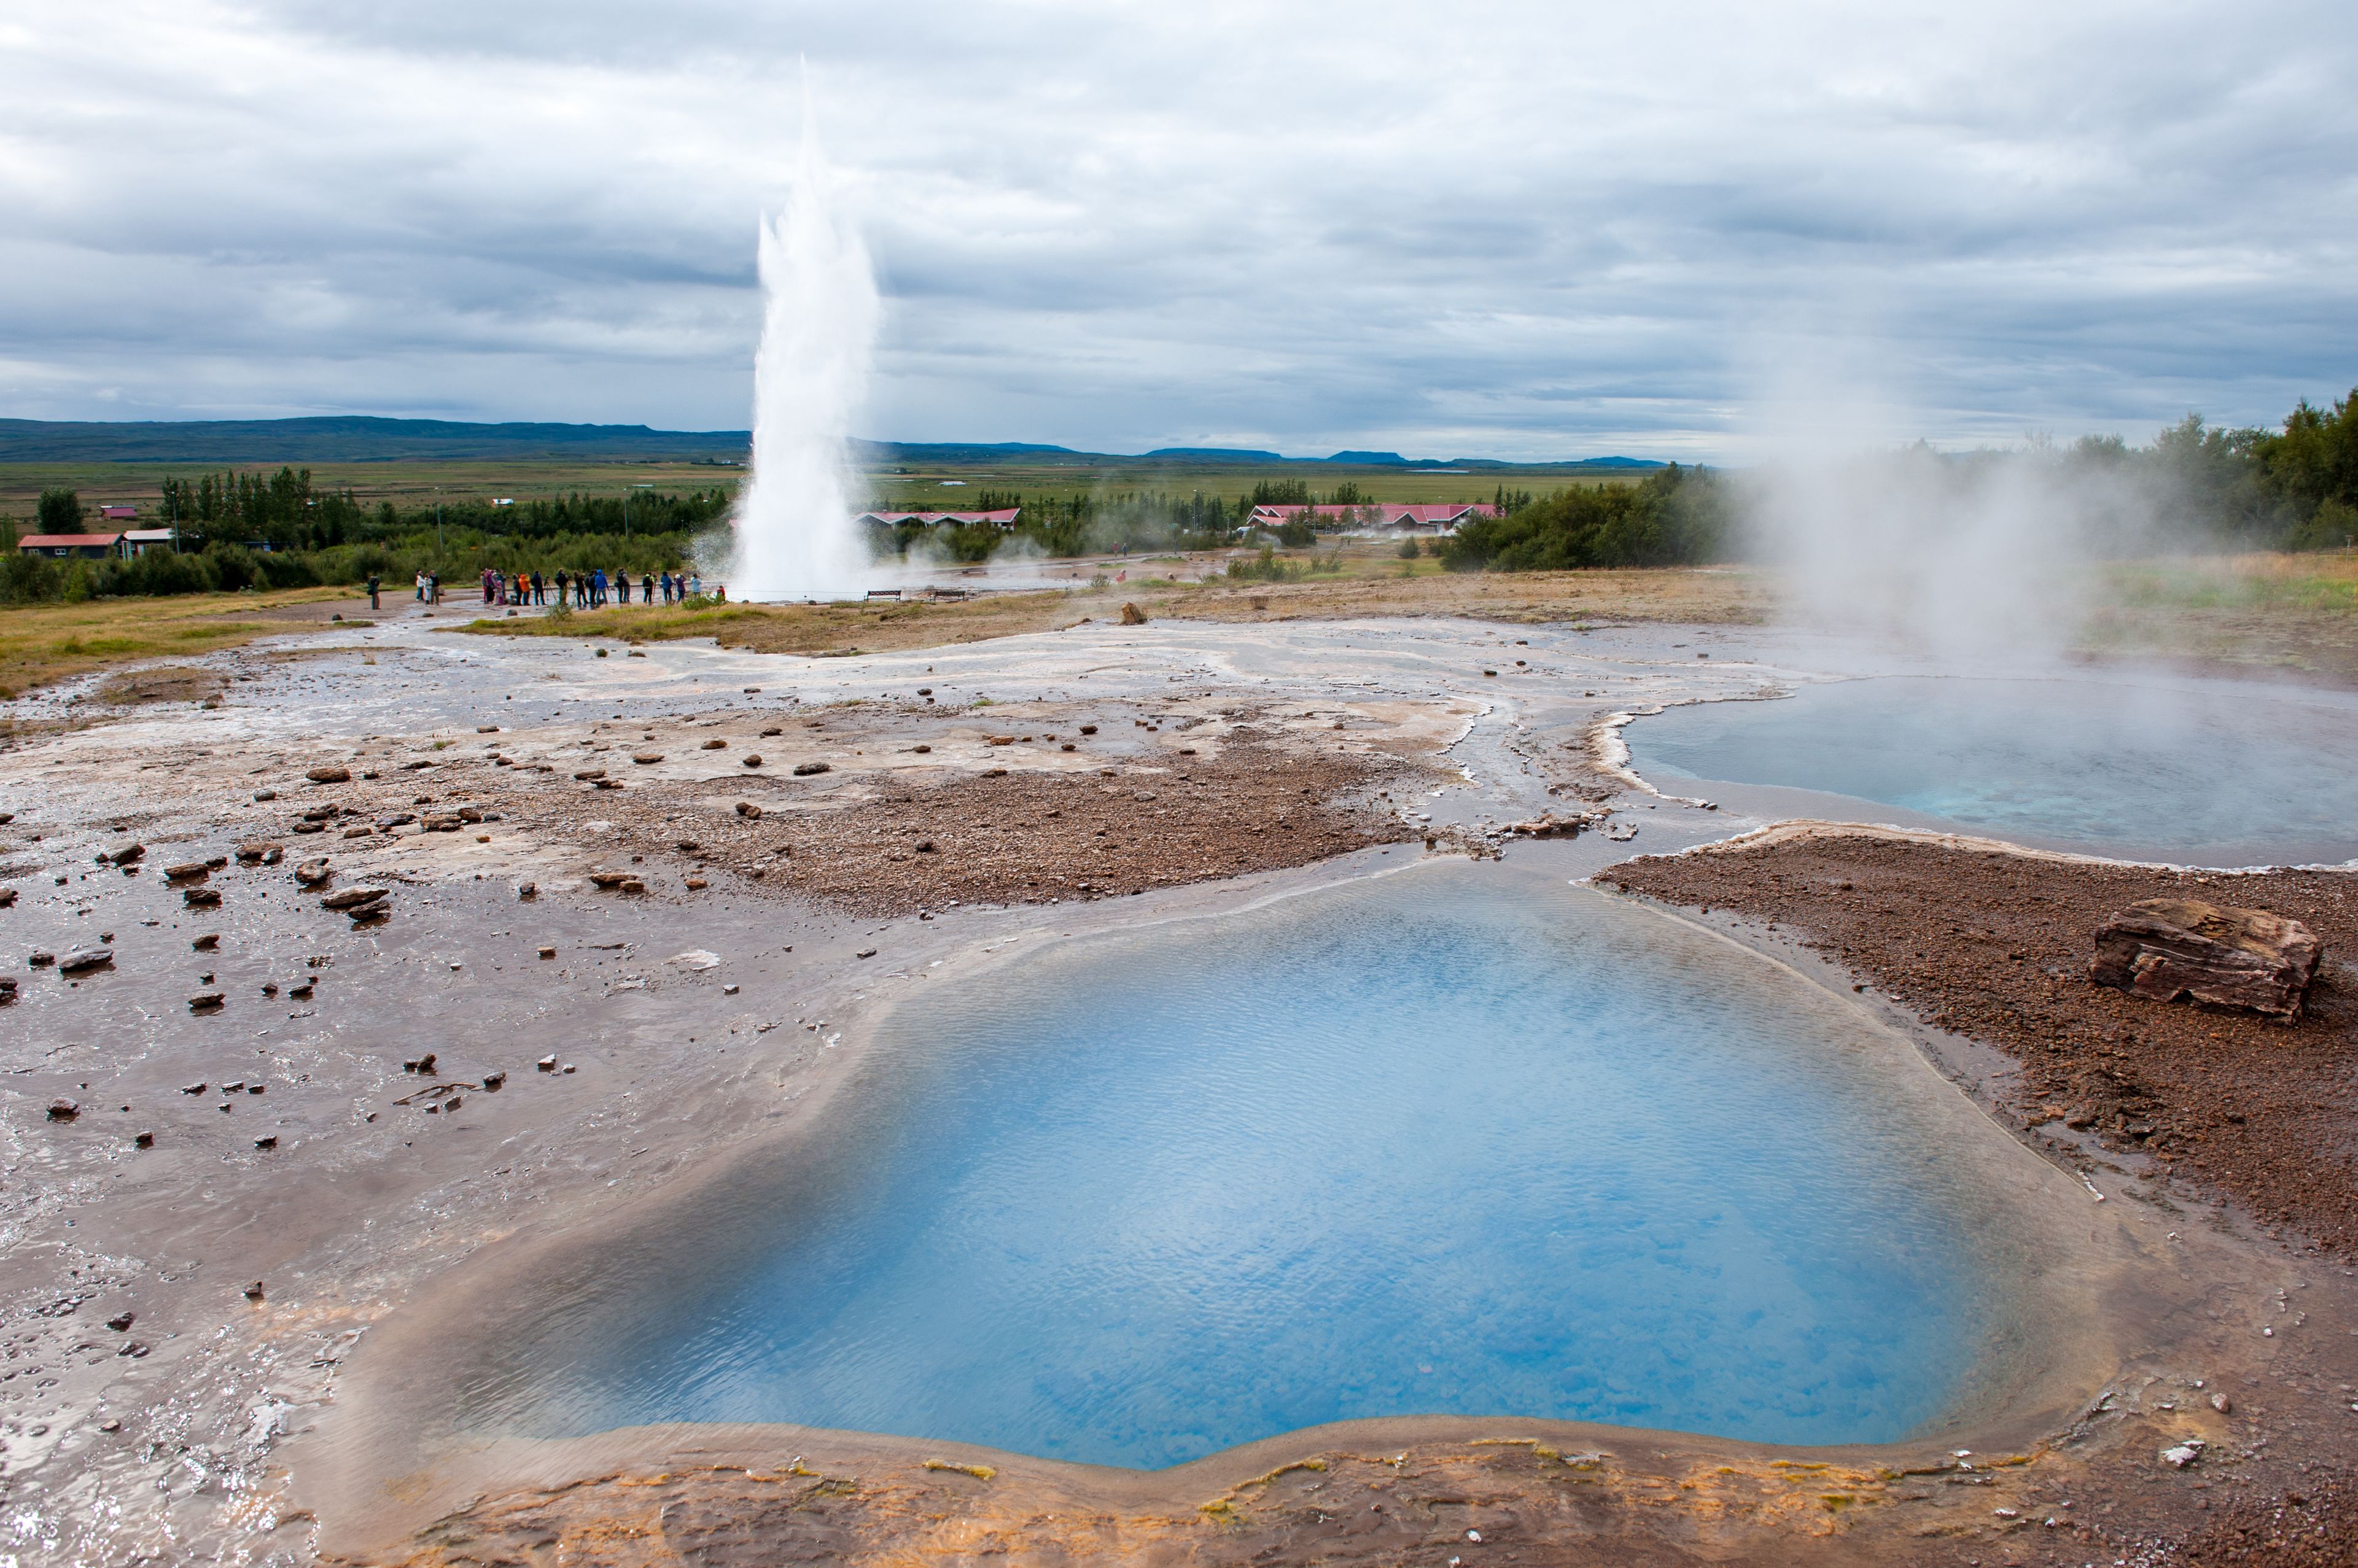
[1628,675,2358,866]
[470,869,2001,1467]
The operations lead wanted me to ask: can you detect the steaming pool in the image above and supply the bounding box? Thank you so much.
[457,864,2059,1470]
[1626,673,2358,867]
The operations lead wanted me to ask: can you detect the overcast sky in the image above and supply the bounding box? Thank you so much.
[3,0,2351,460]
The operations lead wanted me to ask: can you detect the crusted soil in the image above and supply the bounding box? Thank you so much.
[225,699,1427,920]
[1599,834,2358,1259]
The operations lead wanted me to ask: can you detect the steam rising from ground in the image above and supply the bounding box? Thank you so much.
[1738,370,2203,664]
[1746,446,2159,662]
[730,90,880,603]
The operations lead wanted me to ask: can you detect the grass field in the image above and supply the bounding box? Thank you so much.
[0,586,355,698]
[2083,551,2358,680]
[0,455,1638,521]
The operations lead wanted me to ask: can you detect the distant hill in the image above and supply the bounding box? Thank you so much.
[0,416,1667,472]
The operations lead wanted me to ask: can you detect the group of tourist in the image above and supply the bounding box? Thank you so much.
[469,567,704,608]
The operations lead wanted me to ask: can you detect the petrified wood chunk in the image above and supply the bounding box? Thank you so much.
[2089,898,2322,1020]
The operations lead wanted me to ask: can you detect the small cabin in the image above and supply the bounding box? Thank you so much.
[16,532,127,559]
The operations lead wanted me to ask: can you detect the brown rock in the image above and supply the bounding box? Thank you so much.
[183,887,222,907]
[192,933,220,950]
[2090,898,2322,1020]
[47,1098,78,1120]
[633,752,663,764]
[58,948,114,975]
[702,738,727,750]
[319,887,389,912]
[189,992,225,1011]
[735,801,763,819]
[106,843,145,865]
[294,858,331,885]
[792,761,829,777]
[163,861,211,881]
[742,755,762,768]
[306,766,351,783]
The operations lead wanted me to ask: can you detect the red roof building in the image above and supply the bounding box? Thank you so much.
[1249,502,1496,531]
[15,533,127,559]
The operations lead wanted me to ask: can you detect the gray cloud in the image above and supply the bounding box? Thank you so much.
[1,0,2351,457]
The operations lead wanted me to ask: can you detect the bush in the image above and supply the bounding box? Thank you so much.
[1396,537,1422,559]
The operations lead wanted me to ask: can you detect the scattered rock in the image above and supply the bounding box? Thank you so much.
[702,739,727,750]
[619,877,647,894]
[189,993,225,1011]
[574,769,607,782]
[668,949,721,970]
[792,761,830,777]
[2211,1392,2232,1415]
[0,977,15,1003]
[742,755,763,768]
[915,840,936,853]
[2090,898,2322,1019]
[254,1135,277,1151]
[518,882,537,900]
[1119,602,1146,625]
[1079,724,1097,734]
[481,1071,506,1090]
[291,820,325,835]
[855,947,877,959]
[182,1082,206,1094]
[537,1055,558,1071]
[981,767,1007,778]
[633,752,663,764]
[58,948,115,975]
[2160,1438,2205,1469]
[183,887,223,908]
[912,743,933,754]
[537,945,556,959]
[343,825,373,839]
[403,1052,438,1074]
[163,861,211,881]
[421,813,463,832]
[253,789,277,802]
[477,724,499,734]
[684,876,708,889]
[244,1281,265,1301]
[28,951,55,967]
[378,813,417,829]
[133,1130,153,1149]
[107,1311,135,1331]
[588,869,631,888]
[295,859,332,885]
[192,933,220,950]
[735,801,763,819]
[0,888,14,909]
[106,843,145,866]
[236,843,282,864]
[319,887,389,912]
[306,766,351,783]
[47,1098,78,1121]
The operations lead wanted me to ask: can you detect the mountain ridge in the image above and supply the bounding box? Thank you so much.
[0,416,1667,472]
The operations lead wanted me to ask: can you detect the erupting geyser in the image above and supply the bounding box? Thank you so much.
[730,90,880,602]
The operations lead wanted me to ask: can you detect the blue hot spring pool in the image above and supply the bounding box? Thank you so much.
[465,867,2034,1469]
[1626,674,2358,867]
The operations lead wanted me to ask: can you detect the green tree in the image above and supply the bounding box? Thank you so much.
[36,489,82,533]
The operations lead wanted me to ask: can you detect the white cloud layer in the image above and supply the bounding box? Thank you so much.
[2,0,2351,457]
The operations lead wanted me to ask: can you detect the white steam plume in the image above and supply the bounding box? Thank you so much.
[730,79,880,602]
